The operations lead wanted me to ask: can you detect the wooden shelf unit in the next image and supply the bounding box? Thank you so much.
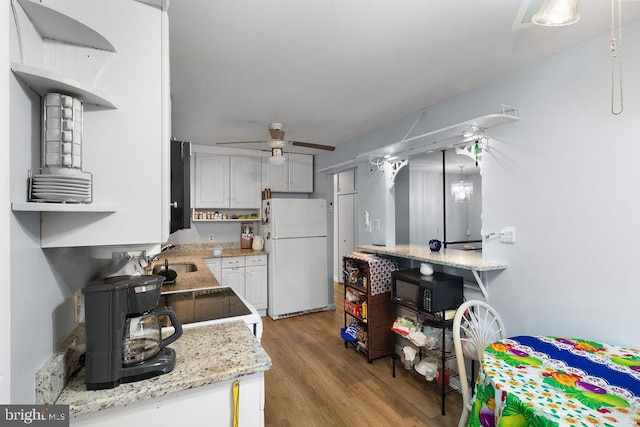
[342,254,398,362]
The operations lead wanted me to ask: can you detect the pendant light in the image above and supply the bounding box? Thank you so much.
[269,147,286,166]
[532,0,580,27]
[451,166,473,203]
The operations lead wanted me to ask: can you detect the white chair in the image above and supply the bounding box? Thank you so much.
[453,300,506,427]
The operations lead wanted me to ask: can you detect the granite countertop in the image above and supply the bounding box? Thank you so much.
[356,244,507,271]
[148,243,266,293]
[55,321,272,417]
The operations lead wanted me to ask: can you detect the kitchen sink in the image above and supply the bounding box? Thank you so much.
[152,262,198,274]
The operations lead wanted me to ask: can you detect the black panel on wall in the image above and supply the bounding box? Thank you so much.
[170,140,191,234]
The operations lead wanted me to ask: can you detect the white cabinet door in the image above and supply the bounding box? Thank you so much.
[194,154,229,208]
[221,268,245,297]
[261,152,288,192]
[245,255,267,312]
[204,258,222,281]
[245,265,267,312]
[261,152,313,193]
[288,153,313,193]
[37,3,168,247]
[230,156,261,208]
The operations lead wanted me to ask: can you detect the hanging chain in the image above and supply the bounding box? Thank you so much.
[611,0,623,115]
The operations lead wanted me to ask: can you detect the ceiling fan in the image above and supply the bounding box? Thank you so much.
[216,122,335,165]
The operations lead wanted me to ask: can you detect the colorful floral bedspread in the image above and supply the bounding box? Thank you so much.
[468,336,640,426]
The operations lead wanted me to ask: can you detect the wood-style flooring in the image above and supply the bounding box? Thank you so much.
[261,283,462,427]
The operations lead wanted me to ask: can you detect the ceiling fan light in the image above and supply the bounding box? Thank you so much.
[269,147,286,166]
[532,0,580,27]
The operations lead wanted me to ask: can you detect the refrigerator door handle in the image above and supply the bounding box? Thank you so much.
[272,243,277,275]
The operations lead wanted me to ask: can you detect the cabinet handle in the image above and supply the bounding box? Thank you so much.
[170,201,178,208]
[232,380,240,427]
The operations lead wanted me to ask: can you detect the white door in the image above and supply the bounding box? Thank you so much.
[337,193,356,282]
[287,153,313,193]
[268,236,328,317]
[270,198,326,238]
[230,156,261,208]
[194,154,229,207]
[221,268,245,297]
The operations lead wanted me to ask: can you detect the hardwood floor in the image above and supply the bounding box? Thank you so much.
[261,283,462,427]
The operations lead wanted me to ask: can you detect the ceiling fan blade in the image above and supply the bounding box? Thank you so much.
[290,141,336,151]
[216,141,265,145]
[269,128,285,141]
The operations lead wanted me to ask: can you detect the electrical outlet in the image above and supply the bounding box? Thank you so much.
[500,227,517,243]
[73,289,83,323]
[209,234,215,242]
[374,218,381,230]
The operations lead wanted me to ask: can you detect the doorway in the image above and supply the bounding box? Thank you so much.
[335,169,356,282]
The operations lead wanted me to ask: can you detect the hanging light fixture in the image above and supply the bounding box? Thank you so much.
[269,147,286,166]
[532,0,580,27]
[451,166,473,203]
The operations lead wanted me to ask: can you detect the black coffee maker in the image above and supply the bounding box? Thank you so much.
[83,275,183,390]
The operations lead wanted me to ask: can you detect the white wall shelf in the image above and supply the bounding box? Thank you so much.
[12,202,118,213]
[15,0,116,52]
[11,63,118,109]
[358,106,519,161]
[192,218,261,223]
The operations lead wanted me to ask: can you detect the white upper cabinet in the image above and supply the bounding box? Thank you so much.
[194,153,261,209]
[10,0,170,247]
[194,154,229,208]
[230,156,262,208]
[262,152,313,193]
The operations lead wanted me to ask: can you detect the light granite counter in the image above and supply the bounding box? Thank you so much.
[356,244,506,271]
[356,244,507,299]
[148,243,265,293]
[54,321,271,417]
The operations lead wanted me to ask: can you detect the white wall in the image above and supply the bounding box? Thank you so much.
[316,20,640,348]
[1,0,11,402]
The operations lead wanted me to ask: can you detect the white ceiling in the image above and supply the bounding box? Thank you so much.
[168,0,640,151]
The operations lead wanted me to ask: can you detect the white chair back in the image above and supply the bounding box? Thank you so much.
[453,300,506,427]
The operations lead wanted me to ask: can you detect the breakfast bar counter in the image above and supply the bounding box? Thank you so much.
[356,244,507,299]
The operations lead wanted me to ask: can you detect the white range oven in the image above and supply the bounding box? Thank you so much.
[159,286,263,341]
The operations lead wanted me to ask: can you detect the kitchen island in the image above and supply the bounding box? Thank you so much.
[356,244,507,299]
[49,321,271,425]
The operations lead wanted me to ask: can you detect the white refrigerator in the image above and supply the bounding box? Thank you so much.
[262,198,329,319]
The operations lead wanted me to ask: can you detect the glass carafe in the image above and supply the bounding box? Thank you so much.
[122,308,182,366]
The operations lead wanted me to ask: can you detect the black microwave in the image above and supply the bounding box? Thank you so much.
[392,269,463,313]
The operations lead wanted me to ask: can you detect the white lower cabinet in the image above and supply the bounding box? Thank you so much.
[204,258,222,282]
[71,372,265,426]
[245,258,268,314]
[221,256,246,297]
[208,255,267,316]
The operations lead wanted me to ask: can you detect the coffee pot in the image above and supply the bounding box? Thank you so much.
[84,275,183,390]
[122,308,181,366]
